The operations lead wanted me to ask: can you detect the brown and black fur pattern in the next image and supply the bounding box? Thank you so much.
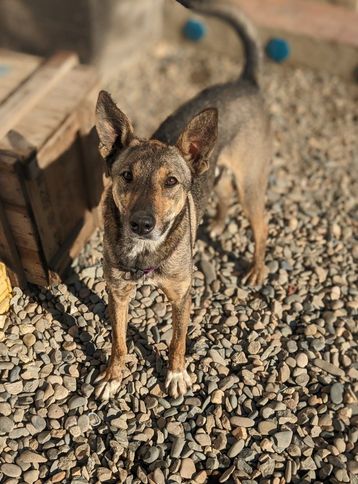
[94,0,271,400]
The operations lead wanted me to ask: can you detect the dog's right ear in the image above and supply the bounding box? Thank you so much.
[95,90,134,161]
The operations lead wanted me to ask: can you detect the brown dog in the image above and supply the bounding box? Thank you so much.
[94,0,271,400]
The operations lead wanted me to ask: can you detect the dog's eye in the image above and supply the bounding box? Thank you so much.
[122,171,133,182]
[165,176,178,188]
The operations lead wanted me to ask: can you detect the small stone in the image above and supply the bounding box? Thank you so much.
[4,381,23,395]
[260,458,275,478]
[248,341,261,355]
[23,469,40,483]
[313,359,345,377]
[180,458,196,479]
[296,352,308,368]
[301,457,317,470]
[68,395,87,409]
[143,446,160,464]
[195,432,211,447]
[23,333,36,347]
[31,415,46,433]
[213,433,227,451]
[1,463,22,478]
[0,416,14,433]
[17,450,47,464]
[279,364,290,383]
[171,437,185,458]
[258,421,277,435]
[231,416,255,427]
[48,404,64,419]
[96,468,112,481]
[274,430,293,451]
[211,389,224,404]
[152,468,165,484]
[330,382,344,404]
[152,302,166,318]
[227,439,244,458]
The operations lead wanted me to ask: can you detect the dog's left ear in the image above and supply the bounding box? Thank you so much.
[95,90,134,160]
[177,108,218,176]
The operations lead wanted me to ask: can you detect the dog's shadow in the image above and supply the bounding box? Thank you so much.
[28,266,108,378]
[197,213,252,278]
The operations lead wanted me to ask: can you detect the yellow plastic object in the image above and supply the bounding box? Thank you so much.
[0,262,12,314]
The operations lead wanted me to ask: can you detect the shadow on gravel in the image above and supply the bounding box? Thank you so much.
[197,214,251,278]
[27,266,107,368]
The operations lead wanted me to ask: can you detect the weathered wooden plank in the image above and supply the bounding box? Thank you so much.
[17,246,48,286]
[3,204,41,252]
[0,198,27,287]
[0,66,98,156]
[0,49,41,106]
[25,115,87,264]
[0,51,78,141]
[0,163,26,207]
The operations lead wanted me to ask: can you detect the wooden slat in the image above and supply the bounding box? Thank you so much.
[0,66,98,156]
[3,204,40,251]
[0,51,78,141]
[17,246,48,286]
[0,198,27,288]
[24,114,88,264]
[0,160,27,207]
[0,49,41,106]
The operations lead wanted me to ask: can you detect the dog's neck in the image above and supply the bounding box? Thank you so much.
[105,191,195,278]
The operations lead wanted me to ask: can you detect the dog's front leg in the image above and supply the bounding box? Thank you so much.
[95,283,133,400]
[160,275,192,398]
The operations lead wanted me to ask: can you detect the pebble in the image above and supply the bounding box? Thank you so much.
[17,450,47,464]
[227,439,244,458]
[1,463,22,478]
[313,358,345,377]
[274,431,293,451]
[330,382,344,404]
[180,458,196,479]
[231,417,255,428]
[296,352,308,368]
[0,416,14,433]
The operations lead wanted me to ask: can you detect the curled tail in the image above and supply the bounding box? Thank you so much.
[177,0,262,85]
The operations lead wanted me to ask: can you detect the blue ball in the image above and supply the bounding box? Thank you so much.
[183,18,207,42]
[265,38,290,63]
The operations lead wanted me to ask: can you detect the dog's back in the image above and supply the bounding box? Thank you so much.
[152,0,271,221]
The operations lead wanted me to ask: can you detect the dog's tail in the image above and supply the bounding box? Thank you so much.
[177,0,261,85]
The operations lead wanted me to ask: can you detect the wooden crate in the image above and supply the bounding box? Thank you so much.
[0,49,105,288]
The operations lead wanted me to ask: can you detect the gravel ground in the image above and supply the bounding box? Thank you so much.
[0,41,357,484]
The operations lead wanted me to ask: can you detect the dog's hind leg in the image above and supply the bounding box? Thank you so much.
[94,283,134,400]
[211,169,234,237]
[229,156,268,286]
[159,275,192,399]
[238,179,268,286]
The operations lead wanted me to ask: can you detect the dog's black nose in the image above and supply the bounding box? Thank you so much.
[130,212,155,236]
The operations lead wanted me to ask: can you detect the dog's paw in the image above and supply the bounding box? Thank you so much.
[94,366,123,401]
[243,264,267,287]
[165,369,192,399]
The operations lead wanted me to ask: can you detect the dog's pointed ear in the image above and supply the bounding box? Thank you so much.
[95,90,134,159]
[177,108,218,176]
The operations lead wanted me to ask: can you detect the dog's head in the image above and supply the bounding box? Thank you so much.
[95,90,218,241]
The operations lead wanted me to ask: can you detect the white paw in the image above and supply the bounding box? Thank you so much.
[165,369,192,398]
[94,372,122,401]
